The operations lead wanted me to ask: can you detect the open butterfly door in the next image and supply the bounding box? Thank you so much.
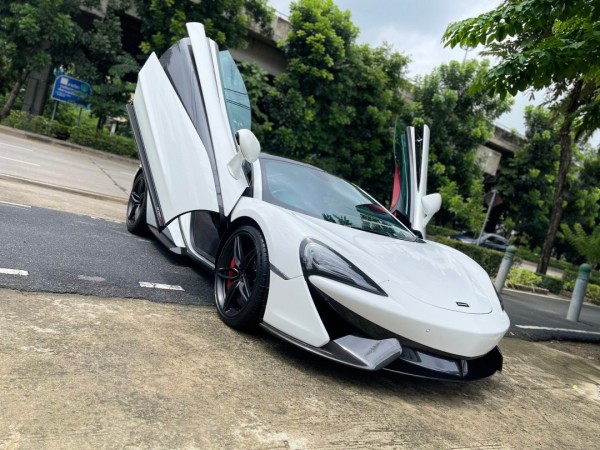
[390,124,440,236]
[127,23,249,230]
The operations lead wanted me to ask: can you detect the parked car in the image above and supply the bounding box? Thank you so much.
[451,232,509,252]
[125,23,509,381]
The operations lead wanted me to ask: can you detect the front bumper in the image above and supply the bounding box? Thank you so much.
[261,322,503,381]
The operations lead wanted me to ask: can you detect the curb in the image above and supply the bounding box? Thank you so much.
[0,173,128,205]
[0,125,139,164]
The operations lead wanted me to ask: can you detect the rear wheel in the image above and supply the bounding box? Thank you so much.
[126,168,148,235]
[214,225,269,330]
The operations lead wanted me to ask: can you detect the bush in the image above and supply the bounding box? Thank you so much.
[506,268,542,288]
[3,110,72,140]
[587,285,600,305]
[539,274,564,294]
[435,236,506,276]
[563,267,600,287]
[69,127,137,158]
[2,111,136,157]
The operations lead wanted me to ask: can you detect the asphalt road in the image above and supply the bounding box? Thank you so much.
[0,126,138,200]
[503,289,600,342]
[1,127,599,343]
[0,201,213,305]
[2,198,599,343]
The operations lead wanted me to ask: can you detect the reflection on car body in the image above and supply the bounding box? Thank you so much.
[451,232,509,252]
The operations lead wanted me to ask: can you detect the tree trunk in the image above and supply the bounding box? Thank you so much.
[536,82,583,274]
[0,68,30,121]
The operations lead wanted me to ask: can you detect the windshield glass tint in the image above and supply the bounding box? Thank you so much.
[261,158,416,241]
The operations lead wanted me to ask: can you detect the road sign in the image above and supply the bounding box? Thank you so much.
[50,75,92,109]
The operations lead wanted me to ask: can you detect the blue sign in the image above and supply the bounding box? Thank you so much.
[51,75,92,109]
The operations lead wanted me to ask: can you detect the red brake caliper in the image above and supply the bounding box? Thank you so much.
[226,257,236,290]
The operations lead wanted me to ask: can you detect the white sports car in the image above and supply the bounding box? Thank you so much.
[126,23,509,381]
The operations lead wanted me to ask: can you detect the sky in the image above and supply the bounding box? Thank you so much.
[268,0,543,135]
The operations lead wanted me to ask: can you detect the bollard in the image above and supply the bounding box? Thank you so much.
[494,246,517,294]
[566,264,592,322]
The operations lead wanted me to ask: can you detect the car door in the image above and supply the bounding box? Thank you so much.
[128,23,248,230]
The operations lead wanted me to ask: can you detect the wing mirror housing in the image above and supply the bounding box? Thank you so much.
[421,193,441,226]
[227,129,261,179]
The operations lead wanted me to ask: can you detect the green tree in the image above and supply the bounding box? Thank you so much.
[411,59,512,230]
[443,0,600,274]
[238,61,273,127]
[556,148,600,261]
[134,0,274,55]
[497,106,560,249]
[0,0,100,120]
[560,223,600,266]
[260,0,410,202]
[70,1,138,127]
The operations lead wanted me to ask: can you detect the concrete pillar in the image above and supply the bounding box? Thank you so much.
[494,246,517,294]
[566,264,592,322]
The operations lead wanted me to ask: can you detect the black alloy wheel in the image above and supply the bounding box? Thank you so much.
[215,225,269,329]
[126,168,148,235]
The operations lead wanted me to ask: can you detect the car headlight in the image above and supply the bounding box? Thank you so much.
[300,239,387,296]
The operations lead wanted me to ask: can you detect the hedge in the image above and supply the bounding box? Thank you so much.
[69,127,137,158]
[506,268,542,289]
[2,111,137,158]
[426,225,460,238]
[538,274,564,294]
[3,110,69,140]
[434,236,506,276]
[585,285,600,305]
[506,269,564,295]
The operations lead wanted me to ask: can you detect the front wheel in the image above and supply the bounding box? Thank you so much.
[126,168,148,235]
[214,225,269,330]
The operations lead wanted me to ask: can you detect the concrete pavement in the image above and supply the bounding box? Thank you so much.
[1,288,599,449]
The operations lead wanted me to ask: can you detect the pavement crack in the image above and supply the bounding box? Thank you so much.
[90,159,128,194]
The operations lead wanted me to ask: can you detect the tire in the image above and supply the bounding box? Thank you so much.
[214,225,270,330]
[126,168,148,235]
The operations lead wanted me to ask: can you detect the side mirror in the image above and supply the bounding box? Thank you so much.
[227,129,261,179]
[421,193,441,228]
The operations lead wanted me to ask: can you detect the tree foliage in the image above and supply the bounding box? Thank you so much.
[443,0,600,132]
[498,106,560,249]
[0,0,100,119]
[443,0,600,274]
[0,0,138,124]
[258,0,409,202]
[560,223,600,266]
[56,1,139,126]
[134,0,274,55]
[556,148,600,261]
[411,59,512,230]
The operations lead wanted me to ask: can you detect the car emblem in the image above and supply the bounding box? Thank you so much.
[456,302,470,307]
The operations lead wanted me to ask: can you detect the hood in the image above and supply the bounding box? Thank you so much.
[294,213,495,314]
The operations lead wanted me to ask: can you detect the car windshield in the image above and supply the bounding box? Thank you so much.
[260,158,417,241]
